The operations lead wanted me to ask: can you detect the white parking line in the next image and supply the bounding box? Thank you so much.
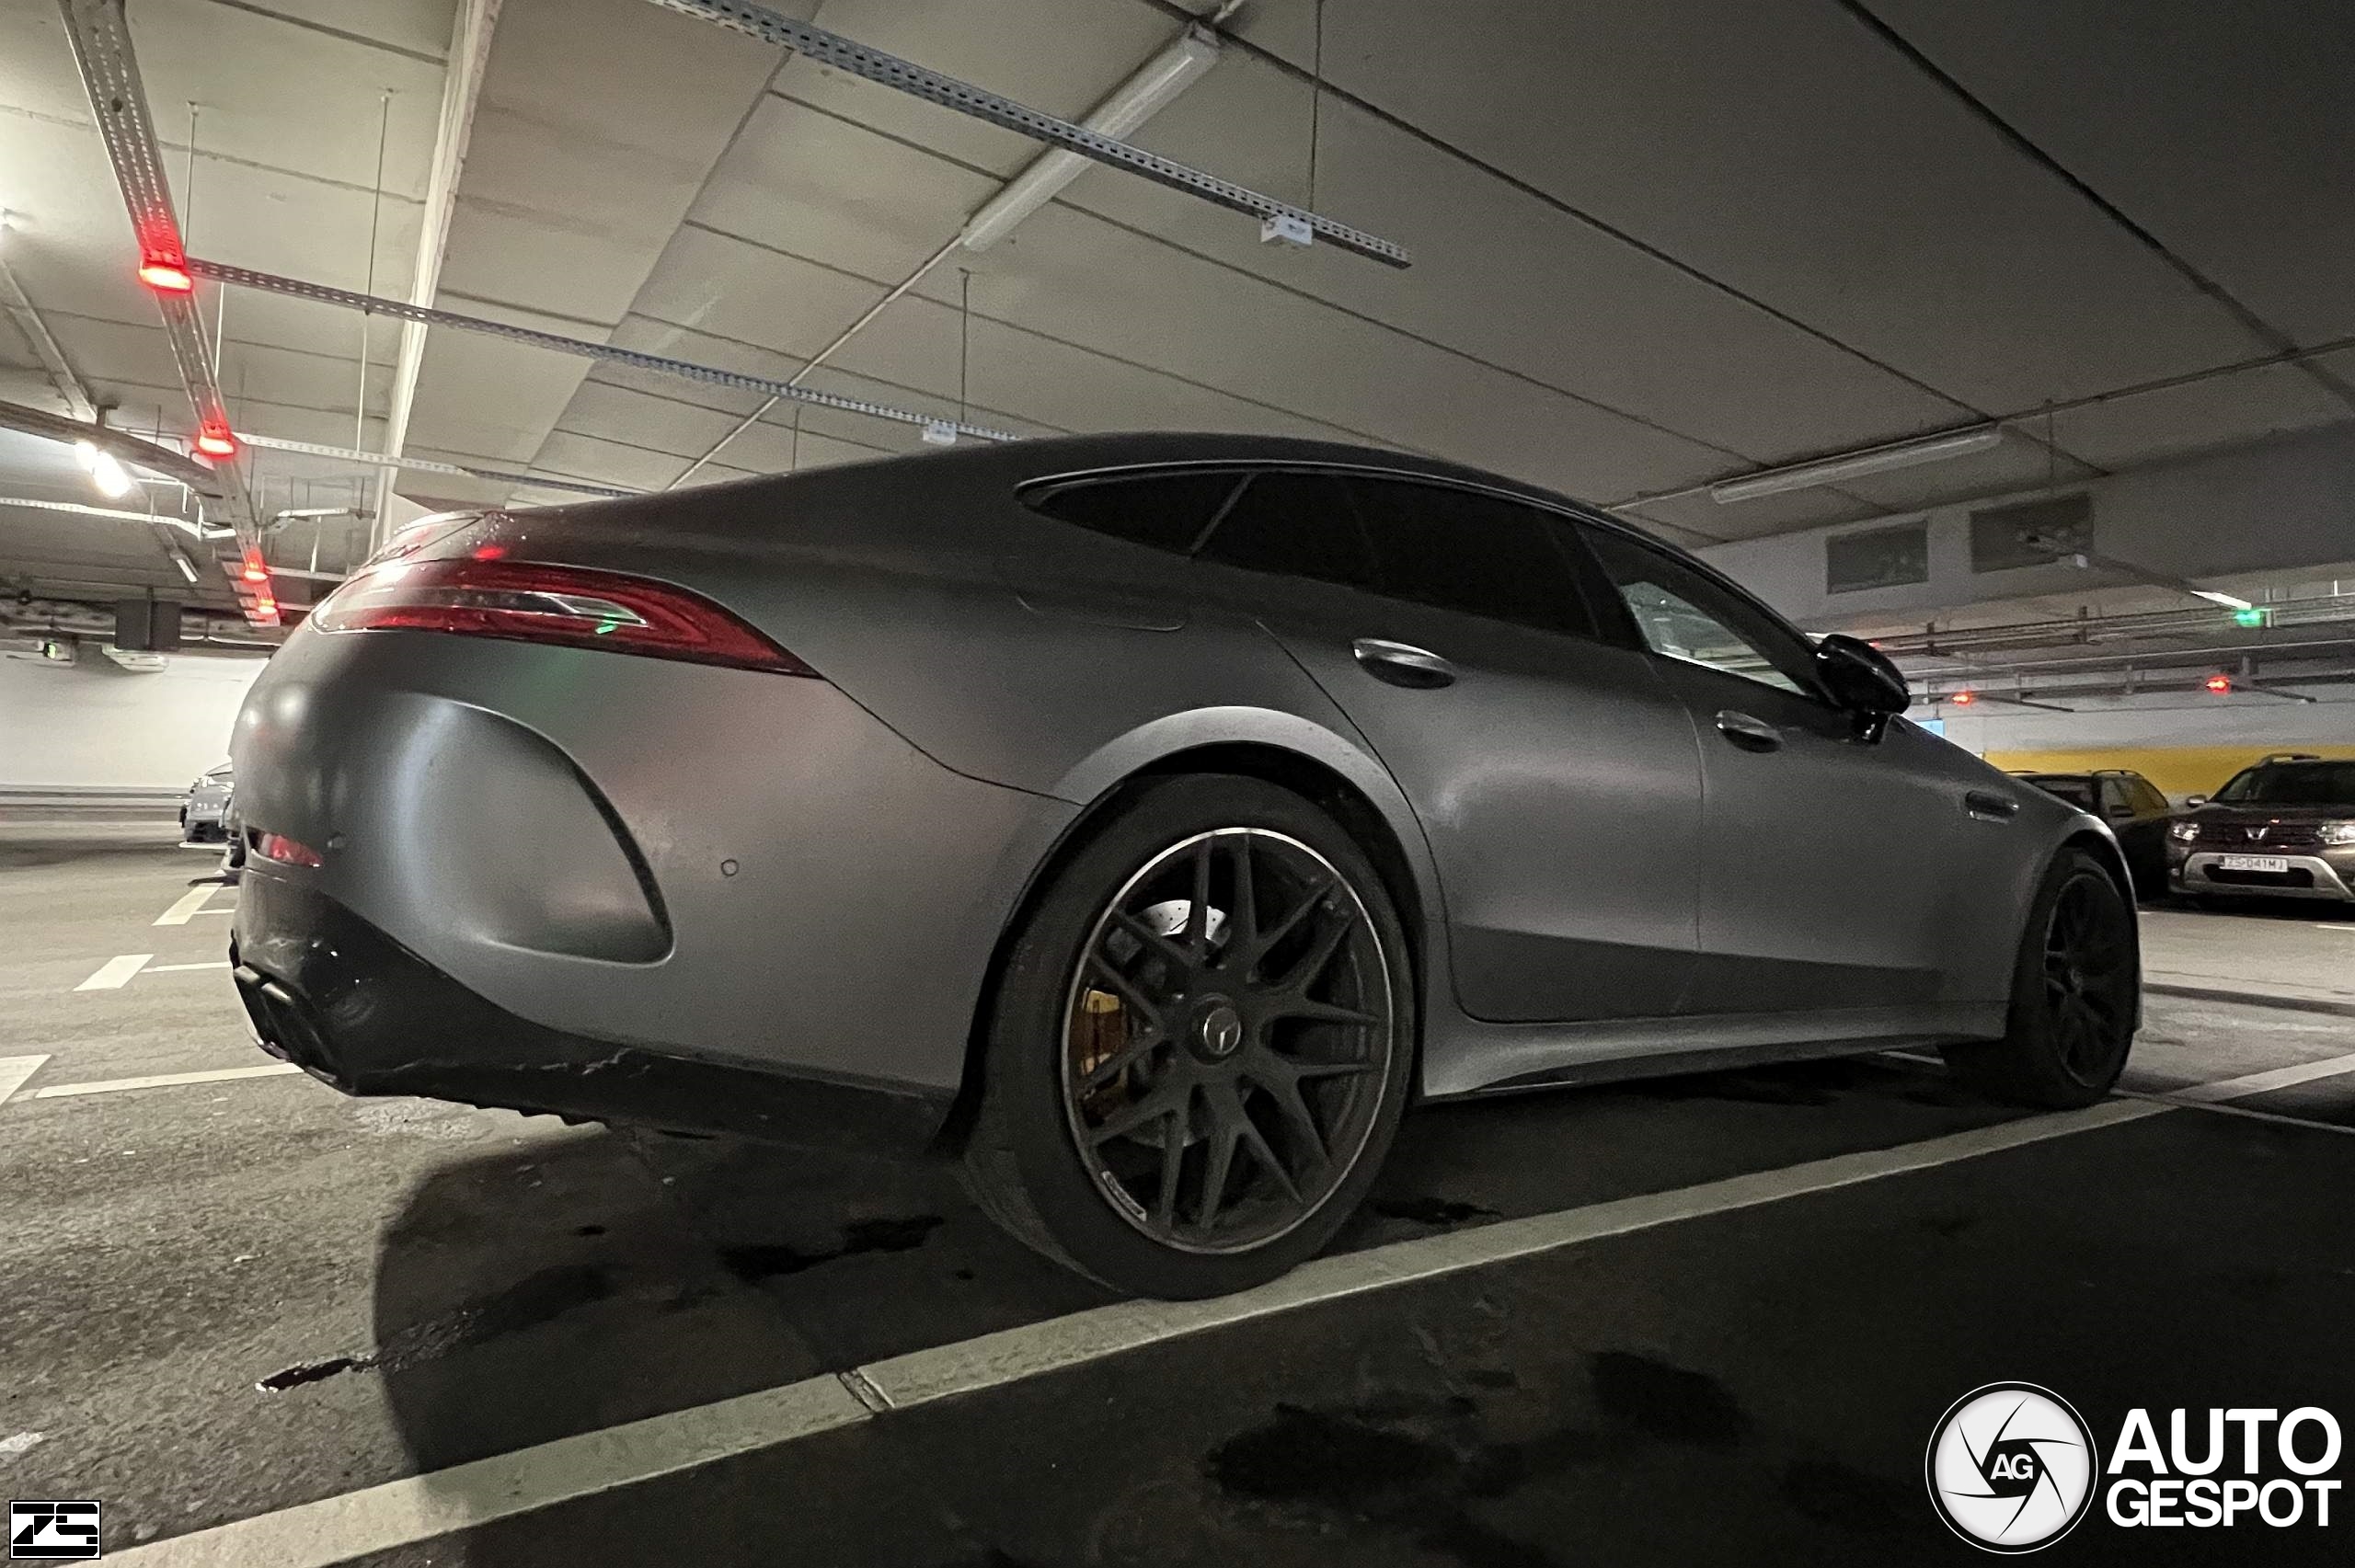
[102,1097,2167,1568]
[2169,1050,2355,1104]
[0,1056,51,1107]
[29,1063,303,1100]
[75,955,153,990]
[154,886,219,925]
[145,961,232,974]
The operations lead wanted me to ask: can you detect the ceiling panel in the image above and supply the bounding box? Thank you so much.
[2052,361,2353,473]
[1057,35,1978,467]
[1863,0,2355,347]
[1233,0,2269,410]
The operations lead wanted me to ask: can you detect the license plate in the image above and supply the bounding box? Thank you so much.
[2218,854,2291,873]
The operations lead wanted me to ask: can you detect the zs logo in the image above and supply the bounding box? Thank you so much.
[9,1501,100,1561]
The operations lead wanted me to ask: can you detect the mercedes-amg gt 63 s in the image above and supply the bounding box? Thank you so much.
[229,434,2139,1298]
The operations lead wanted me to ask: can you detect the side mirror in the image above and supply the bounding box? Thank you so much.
[2185,795,2208,808]
[1815,634,1910,717]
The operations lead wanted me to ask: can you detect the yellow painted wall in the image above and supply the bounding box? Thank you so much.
[1982,745,2355,799]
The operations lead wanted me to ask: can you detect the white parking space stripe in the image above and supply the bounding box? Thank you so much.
[2168,1050,2355,1104]
[0,1056,50,1107]
[102,1377,870,1568]
[29,1063,302,1099]
[154,886,219,925]
[144,961,232,974]
[104,1098,2167,1568]
[75,955,151,990]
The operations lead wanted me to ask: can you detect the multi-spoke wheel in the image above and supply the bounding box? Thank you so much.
[1943,848,2138,1106]
[961,775,1415,1298]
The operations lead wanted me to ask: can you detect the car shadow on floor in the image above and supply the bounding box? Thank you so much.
[356,1050,2020,1540]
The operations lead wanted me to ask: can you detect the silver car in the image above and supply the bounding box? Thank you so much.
[229,434,2138,1298]
[180,761,234,845]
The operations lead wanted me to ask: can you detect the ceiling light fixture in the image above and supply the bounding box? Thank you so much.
[136,258,195,294]
[171,551,198,583]
[1709,426,2005,505]
[2190,589,2253,611]
[959,26,1222,252]
[193,420,238,460]
[74,439,135,498]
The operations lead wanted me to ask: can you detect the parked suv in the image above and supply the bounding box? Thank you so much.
[2169,756,2355,905]
[2013,771,2172,899]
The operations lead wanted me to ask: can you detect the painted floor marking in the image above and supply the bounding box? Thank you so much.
[0,1055,50,1107]
[29,1063,303,1100]
[75,955,152,990]
[155,886,219,925]
[144,961,232,974]
[2168,1049,2355,1104]
[104,1097,2167,1568]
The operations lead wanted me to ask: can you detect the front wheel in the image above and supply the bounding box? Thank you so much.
[1942,848,2137,1107]
[960,774,1416,1299]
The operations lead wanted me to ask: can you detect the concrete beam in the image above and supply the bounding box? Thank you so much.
[1704,422,2355,625]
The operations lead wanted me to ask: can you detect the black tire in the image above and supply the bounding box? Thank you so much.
[959,774,1417,1299]
[1942,848,2137,1107]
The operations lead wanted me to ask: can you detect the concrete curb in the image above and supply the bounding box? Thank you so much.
[2146,982,2355,1022]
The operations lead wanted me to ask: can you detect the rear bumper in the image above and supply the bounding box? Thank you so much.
[230,625,1080,1115]
[233,871,954,1150]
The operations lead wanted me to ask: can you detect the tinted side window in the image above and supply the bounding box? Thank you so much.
[2131,779,2170,814]
[1197,471,1374,589]
[1346,478,1594,637]
[1024,471,1243,553]
[1580,524,1816,695]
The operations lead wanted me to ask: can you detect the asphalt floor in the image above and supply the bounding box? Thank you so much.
[5,814,2353,1564]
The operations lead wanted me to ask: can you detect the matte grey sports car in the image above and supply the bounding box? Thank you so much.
[229,433,2139,1298]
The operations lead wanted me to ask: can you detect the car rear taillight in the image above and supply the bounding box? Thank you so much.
[312,558,818,675]
[251,830,323,868]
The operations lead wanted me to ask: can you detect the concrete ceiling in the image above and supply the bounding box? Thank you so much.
[2,0,2349,614]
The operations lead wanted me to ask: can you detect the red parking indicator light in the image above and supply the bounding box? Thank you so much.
[194,421,238,460]
[1951,690,1977,706]
[2204,673,2233,693]
[137,258,195,294]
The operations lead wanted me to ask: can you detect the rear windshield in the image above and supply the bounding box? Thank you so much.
[2212,762,2355,805]
[2024,776,2097,809]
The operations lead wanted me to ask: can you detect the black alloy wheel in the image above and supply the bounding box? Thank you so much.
[2039,871,2136,1089]
[961,774,1416,1299]
[1061,826,1393,1253]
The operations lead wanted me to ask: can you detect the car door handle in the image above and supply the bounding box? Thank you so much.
[1713,709,1781,751]
[1964,789,2019,821]
[1352,638,1456,689]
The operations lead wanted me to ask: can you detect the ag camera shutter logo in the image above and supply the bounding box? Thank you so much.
[1925,1383,2098,1552]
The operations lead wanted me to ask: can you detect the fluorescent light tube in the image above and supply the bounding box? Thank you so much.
[959,28,1221,252]
[1709,426,2005,504]
[2190,589,2253,611]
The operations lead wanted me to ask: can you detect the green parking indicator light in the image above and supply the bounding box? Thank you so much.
[2233,606,2267,628]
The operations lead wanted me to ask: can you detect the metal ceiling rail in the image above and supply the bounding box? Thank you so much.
[644,0,1412,269]
[0,242,98,423]
[188,258,1026,445]
[1871,592,2355,659]
[237,432,639,500]
[56,0,259,546]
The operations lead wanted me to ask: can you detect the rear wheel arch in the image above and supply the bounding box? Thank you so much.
[935,739,1432,1153]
